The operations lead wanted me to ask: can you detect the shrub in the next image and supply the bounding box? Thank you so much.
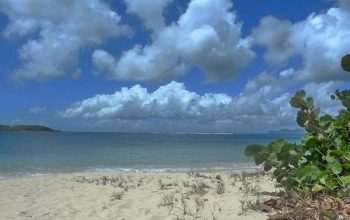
[245,89,350,197]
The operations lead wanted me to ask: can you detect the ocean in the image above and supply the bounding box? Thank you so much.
[0,132,301,176]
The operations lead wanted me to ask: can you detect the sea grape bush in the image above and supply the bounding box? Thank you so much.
[245,89,350,197]
[245,55,350,197]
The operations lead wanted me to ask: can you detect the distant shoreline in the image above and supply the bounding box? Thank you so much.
[0,124,60,132]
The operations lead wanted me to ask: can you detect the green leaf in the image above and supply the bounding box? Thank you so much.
[254,153,269,165]
[320,114,334,122]
[340,175,350,183]
[264,162,273,171]
[312,184,323,192]
[244,144,264,157]
[297,111,309,128]
[306,97,314,108]
[267,139,285,153]
[322,210,338,220]
[295,165,321,180]
[290,90,306,109]
[335,138,343,148]
[305,136,318,148]
[326,156,342,175]
[320,176,337,190]
[341,54,350,72]
[330,149,348,157]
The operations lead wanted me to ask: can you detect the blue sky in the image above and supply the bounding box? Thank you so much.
[0,0,349,133]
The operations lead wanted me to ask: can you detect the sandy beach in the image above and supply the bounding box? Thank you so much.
[0,171,277,220]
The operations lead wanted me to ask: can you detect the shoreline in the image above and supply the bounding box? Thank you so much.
[0,170,276,220]
[0,164,263,179]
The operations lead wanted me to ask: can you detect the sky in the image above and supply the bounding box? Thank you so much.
[0,0,349,133]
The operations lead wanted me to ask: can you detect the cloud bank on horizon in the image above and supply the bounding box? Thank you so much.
[0,0,349,132]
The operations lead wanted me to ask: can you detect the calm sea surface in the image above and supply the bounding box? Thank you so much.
[0,132,301,176]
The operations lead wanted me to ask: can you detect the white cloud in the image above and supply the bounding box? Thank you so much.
[93,0,255,82]
[124,0,173,31]
[0,0,128,81]
[338,0,350,10]
[59,81,299,132]
[253,7,350,83]
[29,107,46,114]
[252,16,294,65]
[303,81,343,115]
[244,68,295,96]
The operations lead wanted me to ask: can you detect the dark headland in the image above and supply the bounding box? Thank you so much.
[0,124,60,132]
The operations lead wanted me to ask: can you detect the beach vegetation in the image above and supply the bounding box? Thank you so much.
[245,55,350,218]
[111,190,124,201]
[245,88,350,197]
[159,193,175,214]
[190,180,210,195]
[216,180,225,194]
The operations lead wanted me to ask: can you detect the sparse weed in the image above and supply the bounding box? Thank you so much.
[190,180,210,196]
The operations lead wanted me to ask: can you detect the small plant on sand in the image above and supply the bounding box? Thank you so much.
[180,193,190,217]
[238,181,262,215]
[159,179,173,190]
[216,180,225,194]
[100,176,108,185]
[159,193,175,214]
[182,180,190,188]
[111,191,124,201]
[194,196,205,218]
[244,55,350,218]
[190,180,210,196]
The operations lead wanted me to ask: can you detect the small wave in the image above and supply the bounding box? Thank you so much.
[26,173,52,177]
[86,163,262,173]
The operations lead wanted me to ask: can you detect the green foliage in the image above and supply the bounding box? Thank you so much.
[341,54,350,72]
[245,89,350,197]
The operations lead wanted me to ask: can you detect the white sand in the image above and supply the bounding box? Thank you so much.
[0,171,277,220]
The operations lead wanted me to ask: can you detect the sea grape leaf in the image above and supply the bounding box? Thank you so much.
[312,184,323,192]
[322,210,338,220]
[244,144,264,157]
[306,97,314,108]
[295,165,320,180]
[320,114,333,122]
[341,98,350,109]
[305,136,318,148]
[290,90,306,108]
[297,111,309,128]
[320,175,337,189]
[335,138,344,148]
[326,156,342,175]
[341,54,350,72]
[277,143,296,160]
[264,161,273,171]
[340,175,350,183]
[267,139,285,152]
[330,149,348,157]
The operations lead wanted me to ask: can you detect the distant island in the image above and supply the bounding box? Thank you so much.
[268,129,304,135]
[0,124,60,132]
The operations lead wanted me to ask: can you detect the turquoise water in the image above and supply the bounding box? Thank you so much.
[0,132,301,176]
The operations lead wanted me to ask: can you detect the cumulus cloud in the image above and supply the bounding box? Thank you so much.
[124,0,173,31]
[244,68,344,118]
[337,0,350,10]
[253,7,350,83]
[93,0,255,82]
[244,68,295,96]
[303,81,343,115]
[0,0,128,81]
[59,81,299,131]
[252,16,294,65]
